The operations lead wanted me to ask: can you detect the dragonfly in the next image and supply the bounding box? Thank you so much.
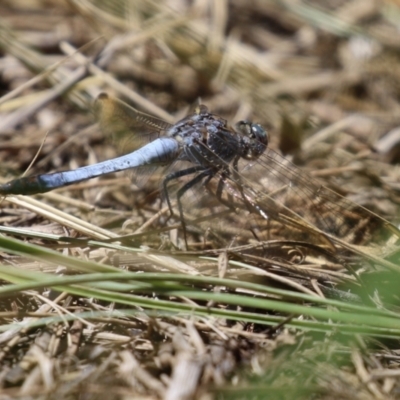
[0,93,399,257]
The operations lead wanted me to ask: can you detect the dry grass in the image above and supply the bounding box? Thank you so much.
[1,0,400,399]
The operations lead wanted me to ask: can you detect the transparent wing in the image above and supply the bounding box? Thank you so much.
[94,93,174,188]
[240,148,398,244]
[94,93,172,153]
[194,145,400,255]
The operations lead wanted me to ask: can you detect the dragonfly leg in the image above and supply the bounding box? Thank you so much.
[175,170,214,249]
[162,166,206,216]
[163,165,211,248]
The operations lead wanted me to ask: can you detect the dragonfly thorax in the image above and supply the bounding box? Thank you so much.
[168,105,243,169]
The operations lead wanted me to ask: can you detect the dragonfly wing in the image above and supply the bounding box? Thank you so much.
[232,147,400,249]
[94,93,174,188]
[94,93,172,154]
[168,145,400,256]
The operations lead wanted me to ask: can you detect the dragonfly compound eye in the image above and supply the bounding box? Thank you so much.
[247,123,268,159]
[251,123,268,146]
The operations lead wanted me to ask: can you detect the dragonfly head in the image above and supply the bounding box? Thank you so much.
[234,121,269,160]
